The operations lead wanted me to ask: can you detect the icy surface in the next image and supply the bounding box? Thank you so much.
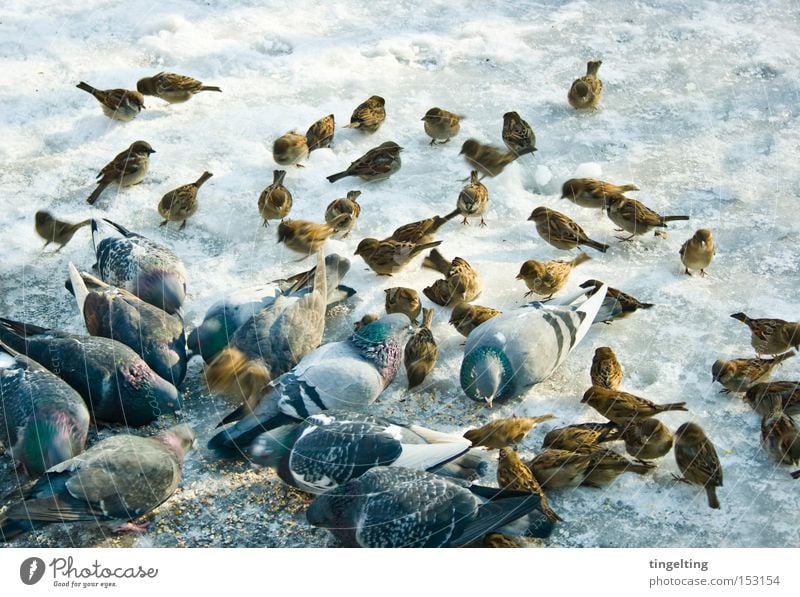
[1,0,799,548]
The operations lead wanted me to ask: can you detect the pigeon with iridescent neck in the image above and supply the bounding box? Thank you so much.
[460,285,608,407]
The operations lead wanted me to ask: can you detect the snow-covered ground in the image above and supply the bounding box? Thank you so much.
[1,0,799,548]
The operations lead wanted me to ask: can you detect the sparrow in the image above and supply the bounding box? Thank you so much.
[528,207,609,252]
[579,279,655,319]
[325,190,362,238]
[568,60,603,110]
[581,385,688,425]
[34,211,91,252]
[730,313,800,356]
[258,170,293,226]
[459,139,517,178]
[712,352,795,394]
[516,253,591,299]
[423,254,482,307]
[76,81,145,121]
[354,238,441,276]
[680,229,715,276]
[529,446,652,489]
[449,303,502,338]
[344,95,386,132]
[388,212,458,244]
[384,287,421,322]
[353,313,380,332]
[136,72,221,103]
[605,196,689,241]
[761,409,800,466]
[87,141,156,205]
[277,216,347,256]
[590,346,623,390]
[305,114,335,152]
[326,141,403,183]
[157,171,213,230]
[578,445,656,487]
[463,414,555,449]
[273,132,309,167]
[404,308,438,389]
[497,448,562,522]
[674,422,723,509]
[421,107,463,145]
[561,178,639,210]
[744,381,800,417]
[502,111,537,157]
[620,418,674,460]
[455,170,490,226]
[541,422,621,451]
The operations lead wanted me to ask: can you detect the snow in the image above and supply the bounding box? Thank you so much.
[1,0,799,548]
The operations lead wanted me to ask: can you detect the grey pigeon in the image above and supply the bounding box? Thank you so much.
[187,253,356,363]
[0,318,180,426]
[66,263,187,387]
[250,410,486,493]
[461,285,608,406]
[209,313,412,452]
[0,342,90,475]
[306,467,554,547]
[0,424,195,542]
[92,218,187,315]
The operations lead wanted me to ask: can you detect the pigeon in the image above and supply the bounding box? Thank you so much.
[249,410,486,493]
[0,318,180,426]
[460,285,608,406]
[0,342,90,476]
[92,219,187,315]
[66,264,187,387]
[0,425,195,541]
[306,467,554,547]
[187,253,355,363]
[209,313,412,452]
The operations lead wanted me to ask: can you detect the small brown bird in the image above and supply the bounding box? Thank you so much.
[590,346,623,390]
[497,448,562,522]
[605,196,689,241]
[527,449,592,489]
[680,229,715,276]
[568,60,603,110]
[561,178,639,210]
[449,303,502,338]
[674,422,723,509]
[744,381,800,417]
[404,308,438,389]
[87,140,156,205]
[327,141,403,183]
[421,107,463,145]
[730,313,800,356]
[76,81,145,121]
[277,216,346,256]
[502,111,537,157]
[325,190,362,238]
[34,211,91,252]
[354,238,441,276]
[272,132,309,167]
[306,114,335,152]
[353,313,380,332]
[463,415,555,449]
[344,95,386,132]
[455,171,490,226]
[388,213,458,245]
[761,410,800,466]
[711,352,795,394]
[516,253,591,299]
[423,255,482,307]
[541,422,621,451]
[157,171,213,229]
[384,287,421,322]
[136,72,221,103]
[528,207,609,253]
[258,170,293,226]
[581,385,688,425]
[459,139,517,179]
[620,418,674,460]
[578,445,655,487]
[579,280,654,319]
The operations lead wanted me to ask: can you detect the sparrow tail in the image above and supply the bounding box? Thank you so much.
[706,486,721,509]
[199,86,222,93]
[422,248,451,274]
[326,171,350,183]
[86,181,110,205]
[76,81,97,95]
[194,171,214,187]
[583,238,609,253]
[586,61,602,76]
[572,252,592,268]
[662,215,690,222]
[618,184,639,192]
[657,402,689,413]
[443,208,462,222]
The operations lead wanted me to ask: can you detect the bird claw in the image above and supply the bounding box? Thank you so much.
[479,219,487,228]
[671,474,689,484]
[615,235,634,243]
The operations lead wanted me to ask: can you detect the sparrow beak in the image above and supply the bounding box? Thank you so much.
[515,274,522,280]
[420,117,426,121]
[149,149,157,154]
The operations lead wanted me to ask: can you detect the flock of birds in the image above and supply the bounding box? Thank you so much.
[1,59,799,548]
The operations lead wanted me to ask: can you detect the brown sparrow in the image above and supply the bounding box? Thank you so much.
[157,171,212,230]
[761,409,800,466]
[568,60,603,110]
[680,229,715,276]
[327,141,403,183]
[581,385,688,425]
[516,253,590,299]
[590,346,623,390]
[541,422,620,451]
[76,81,145,121]
[404,308,438,389]
[388,213,458,244]
[502,111,537,157]
[712,352,795,394]
[674,422,723,509]
[744,381,800,417]
[277,216,346,255]
[422,107,463,145]
[561,178,638,210]
[463,415,555,449]
[354,238,441,276]
[605,196,689,241]
[459,139,517,178]
[384,287,422,322]
[258,170,293,226]
[136,72,221,103]
[528,206,609,252]
[527,449,592,489]
[273,132,309,167]
[730,313,800,356]
[423,255,482,307]
[497,448,562,522]
[87,141,155,205]
[578,445,655,487]
[449,302,502,338]
[344,95,385,132]
[620,418,674,460]
[455,170,490,226]
[305,114,335,152]
[325,190,362,238]
[34,211,91,252]
[579,280,654,319]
